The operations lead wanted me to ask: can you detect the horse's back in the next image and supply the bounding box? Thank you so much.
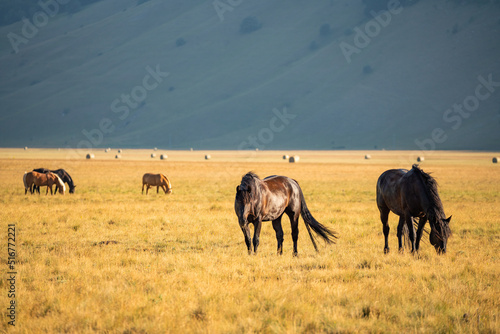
[143,173,160,185]
[376,169,407,213]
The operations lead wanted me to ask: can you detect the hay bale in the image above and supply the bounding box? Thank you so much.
[24,146,28,150]
[283,155,289,160]
[493,157,498,163]
[115,154,121,159]
[160,154,168,160]
[365,154,371,160]
[118,149,122,153]
[205,154,211,160]
[86,153,95,159]
[154,147,158,151]
[289,155,300,163]
[151,153,156,158]
[417,156,425,162]
[104,148,110,153]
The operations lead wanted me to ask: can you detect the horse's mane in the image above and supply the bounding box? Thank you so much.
[411,165,450,238]
[411,164,443,215]
[239,172,262,201]
[51,172,66,192]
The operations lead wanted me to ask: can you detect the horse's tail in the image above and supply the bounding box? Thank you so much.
[299,188,338,251]
[23,172,28,191]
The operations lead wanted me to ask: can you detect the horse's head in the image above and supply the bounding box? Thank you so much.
[163,176,172,194]
[234,172,260,226]
[430,216,452,254]
[69,185,76,194]
[54,174,65,195]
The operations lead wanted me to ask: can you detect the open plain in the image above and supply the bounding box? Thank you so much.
[0,149,498,333]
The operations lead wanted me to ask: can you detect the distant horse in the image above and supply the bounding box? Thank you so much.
[235,172,338,255]
[376,164,451,254]
[24,171,65,195]
[32,168,76,194]
[142,173,172,194]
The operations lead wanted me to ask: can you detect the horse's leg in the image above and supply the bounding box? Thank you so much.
[415,217,427,251]
[142,183,145,194]
[379,207,390,253]
[146,185,150,195]
[404,213,416,253]
[157,185,159,194]
[241,224,252,255]
[252,220,262,254]
[272,216,284,255]
[288,211,300,256]
[397,216,405,252]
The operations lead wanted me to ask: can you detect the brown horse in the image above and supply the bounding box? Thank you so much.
[235,172,338,255]
[376,165,451,254]
[142,173,172,194]
[23,171,65,195]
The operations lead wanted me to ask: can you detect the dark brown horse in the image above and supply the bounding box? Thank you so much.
[142,173,172,194]
[23,171,65,195]
[32,168,76,193]
[376,165,451,254]
[235,172,338,255]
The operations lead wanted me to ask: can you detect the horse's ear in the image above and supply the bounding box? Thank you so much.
[236,185,240,192]
[445,215,452,223]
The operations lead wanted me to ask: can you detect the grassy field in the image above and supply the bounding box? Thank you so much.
[0,149,499,333]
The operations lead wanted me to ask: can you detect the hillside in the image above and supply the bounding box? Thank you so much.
[0,0,499,151]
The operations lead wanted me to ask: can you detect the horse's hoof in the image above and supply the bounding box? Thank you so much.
[384,248,390,254]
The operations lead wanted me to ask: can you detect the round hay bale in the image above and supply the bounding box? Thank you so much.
[86,153,95,159]
[289,155,300,163]
[417,156,425,162]
[154,147,158,151]
[115,154,121,159]
[190,148,194,151]
[151,153,156,158]
[118,149,122,153]
[160,154,168,160]
[365,154,371,160]
[24,146,28,150]
[283,155,289,160]
[493,157,499,163]
[105,148,110,153]
[205,154,211,160]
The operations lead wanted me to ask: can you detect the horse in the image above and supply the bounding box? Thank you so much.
[235,172,338,255]
[142,173,172,194]
[376,164,451,254]
[32,168,76,193]
[23,171,65,195]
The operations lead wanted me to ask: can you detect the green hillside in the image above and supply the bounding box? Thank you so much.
[0,0,499,151]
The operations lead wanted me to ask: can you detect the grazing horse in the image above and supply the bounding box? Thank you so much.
[235,172,338,255]
[24,171,65,195]
[142,173,172,194]
[376,164,451,254]
[32,168,76,194]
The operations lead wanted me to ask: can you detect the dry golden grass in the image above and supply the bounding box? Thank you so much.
[0,149,499,333]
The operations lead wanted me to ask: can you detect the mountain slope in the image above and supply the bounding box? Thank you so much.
[0,0,499,150]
